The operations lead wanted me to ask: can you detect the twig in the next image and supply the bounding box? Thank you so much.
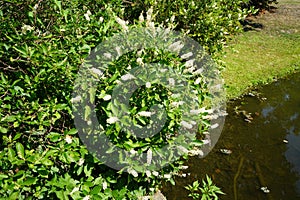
[234,156,244,200]
[0,60,26,73]
[255,162,274,200]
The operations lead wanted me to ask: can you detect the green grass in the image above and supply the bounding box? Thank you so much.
[221,0,300,99]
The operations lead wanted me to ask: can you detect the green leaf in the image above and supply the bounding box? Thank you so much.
[4,115,16,122]
[8,147,16,162]
[54,0,62,13]
[89,87,96,103]
[67,128,78,135]
[9,192,18,200]
[0,126,8,134]
[37,168,49,178]
[16,142,25,159]
[91,185,102,195]
[84,105,91,121]
[170,178,175,185]
[41,158,54,166]
[111,101,119,116]
[55,190,69,200]
[13,133,22,140]
[77,166,83,176]
[190,140,204,147]
[28,11,33,18]
[0,174,8,180]
[47,132,61,142]
[21,177,37,186]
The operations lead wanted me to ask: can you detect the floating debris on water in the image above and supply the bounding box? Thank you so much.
[244,118,252,123]
[248,92,256,97]
[219,149,232,155]
[260,186,270,194]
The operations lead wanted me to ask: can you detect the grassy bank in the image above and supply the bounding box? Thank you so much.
[221,0,300,99]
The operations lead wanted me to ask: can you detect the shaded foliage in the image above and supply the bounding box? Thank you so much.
[242,0,279,10]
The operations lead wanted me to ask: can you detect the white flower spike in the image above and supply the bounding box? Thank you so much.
[107,117,119,124]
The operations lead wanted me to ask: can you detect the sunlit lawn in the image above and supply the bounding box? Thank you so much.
[221,0,300,99]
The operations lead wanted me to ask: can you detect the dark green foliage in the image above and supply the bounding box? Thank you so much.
[0,0,252,199]
[242,0,279,10]
[0,0,149,199]
[124,0,251,54]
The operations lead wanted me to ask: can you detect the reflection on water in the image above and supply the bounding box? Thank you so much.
[163,72,300,200]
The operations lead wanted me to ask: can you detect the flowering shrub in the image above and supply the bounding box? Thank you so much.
[0,0,243,199]
[123,0,253,55]
[0,0,152,199]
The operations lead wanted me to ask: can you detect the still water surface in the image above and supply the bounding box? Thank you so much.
[163,72,300,200]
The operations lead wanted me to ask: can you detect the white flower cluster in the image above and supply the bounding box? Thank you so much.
[145,82,151,88]
[115,46,122,56]
[102,181,108,190]
[84,10,92,21]
[130,149,137,155]
[178,146,189,154]
[160,68,168,73]
[128,168,139,177]
[71,96,82,103]
[168,78,175,86]
[181,52,193,59]
[146,8,153,23]
[193,68,204,75]
[169,41,184,52]
[121,73,135,81]
[116,17,128,31]
[202,114,219,120]
[146,149,152,164]
[104,52,112,59]
[145,7,155,31]
[145,170,151,177]
[139,11,144,23]
[65,135,72,144]
[195,77,202,85]
[180,120,193,129]
[103,94,111,101]
[90,67,102,76]
[21,24,34,33]
[78,158,84,166]
[190,107,214,115]
[181,165,189,170]
[152,171,159,176]
[138,111,152,117]
[184,59,195,68]
[136,57,143,65]
[177,173,189,178]
[107,117,119,124]
[188,148,204,157]
[83,195,90,200]
[182,59,205,76]
[210,123,219,129]
[70,187,79,195]
[163,174,171,179]
[170,101,184,107]
[202,139,210,145]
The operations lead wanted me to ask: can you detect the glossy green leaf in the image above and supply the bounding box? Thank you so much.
[21,177,37,186]
[16,143,25,159]
[0,126,8,134]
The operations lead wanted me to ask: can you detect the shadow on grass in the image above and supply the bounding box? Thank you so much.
[240,5,280,32]
[240,19,264,31]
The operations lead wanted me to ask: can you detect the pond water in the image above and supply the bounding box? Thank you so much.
[163,72,300,200]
